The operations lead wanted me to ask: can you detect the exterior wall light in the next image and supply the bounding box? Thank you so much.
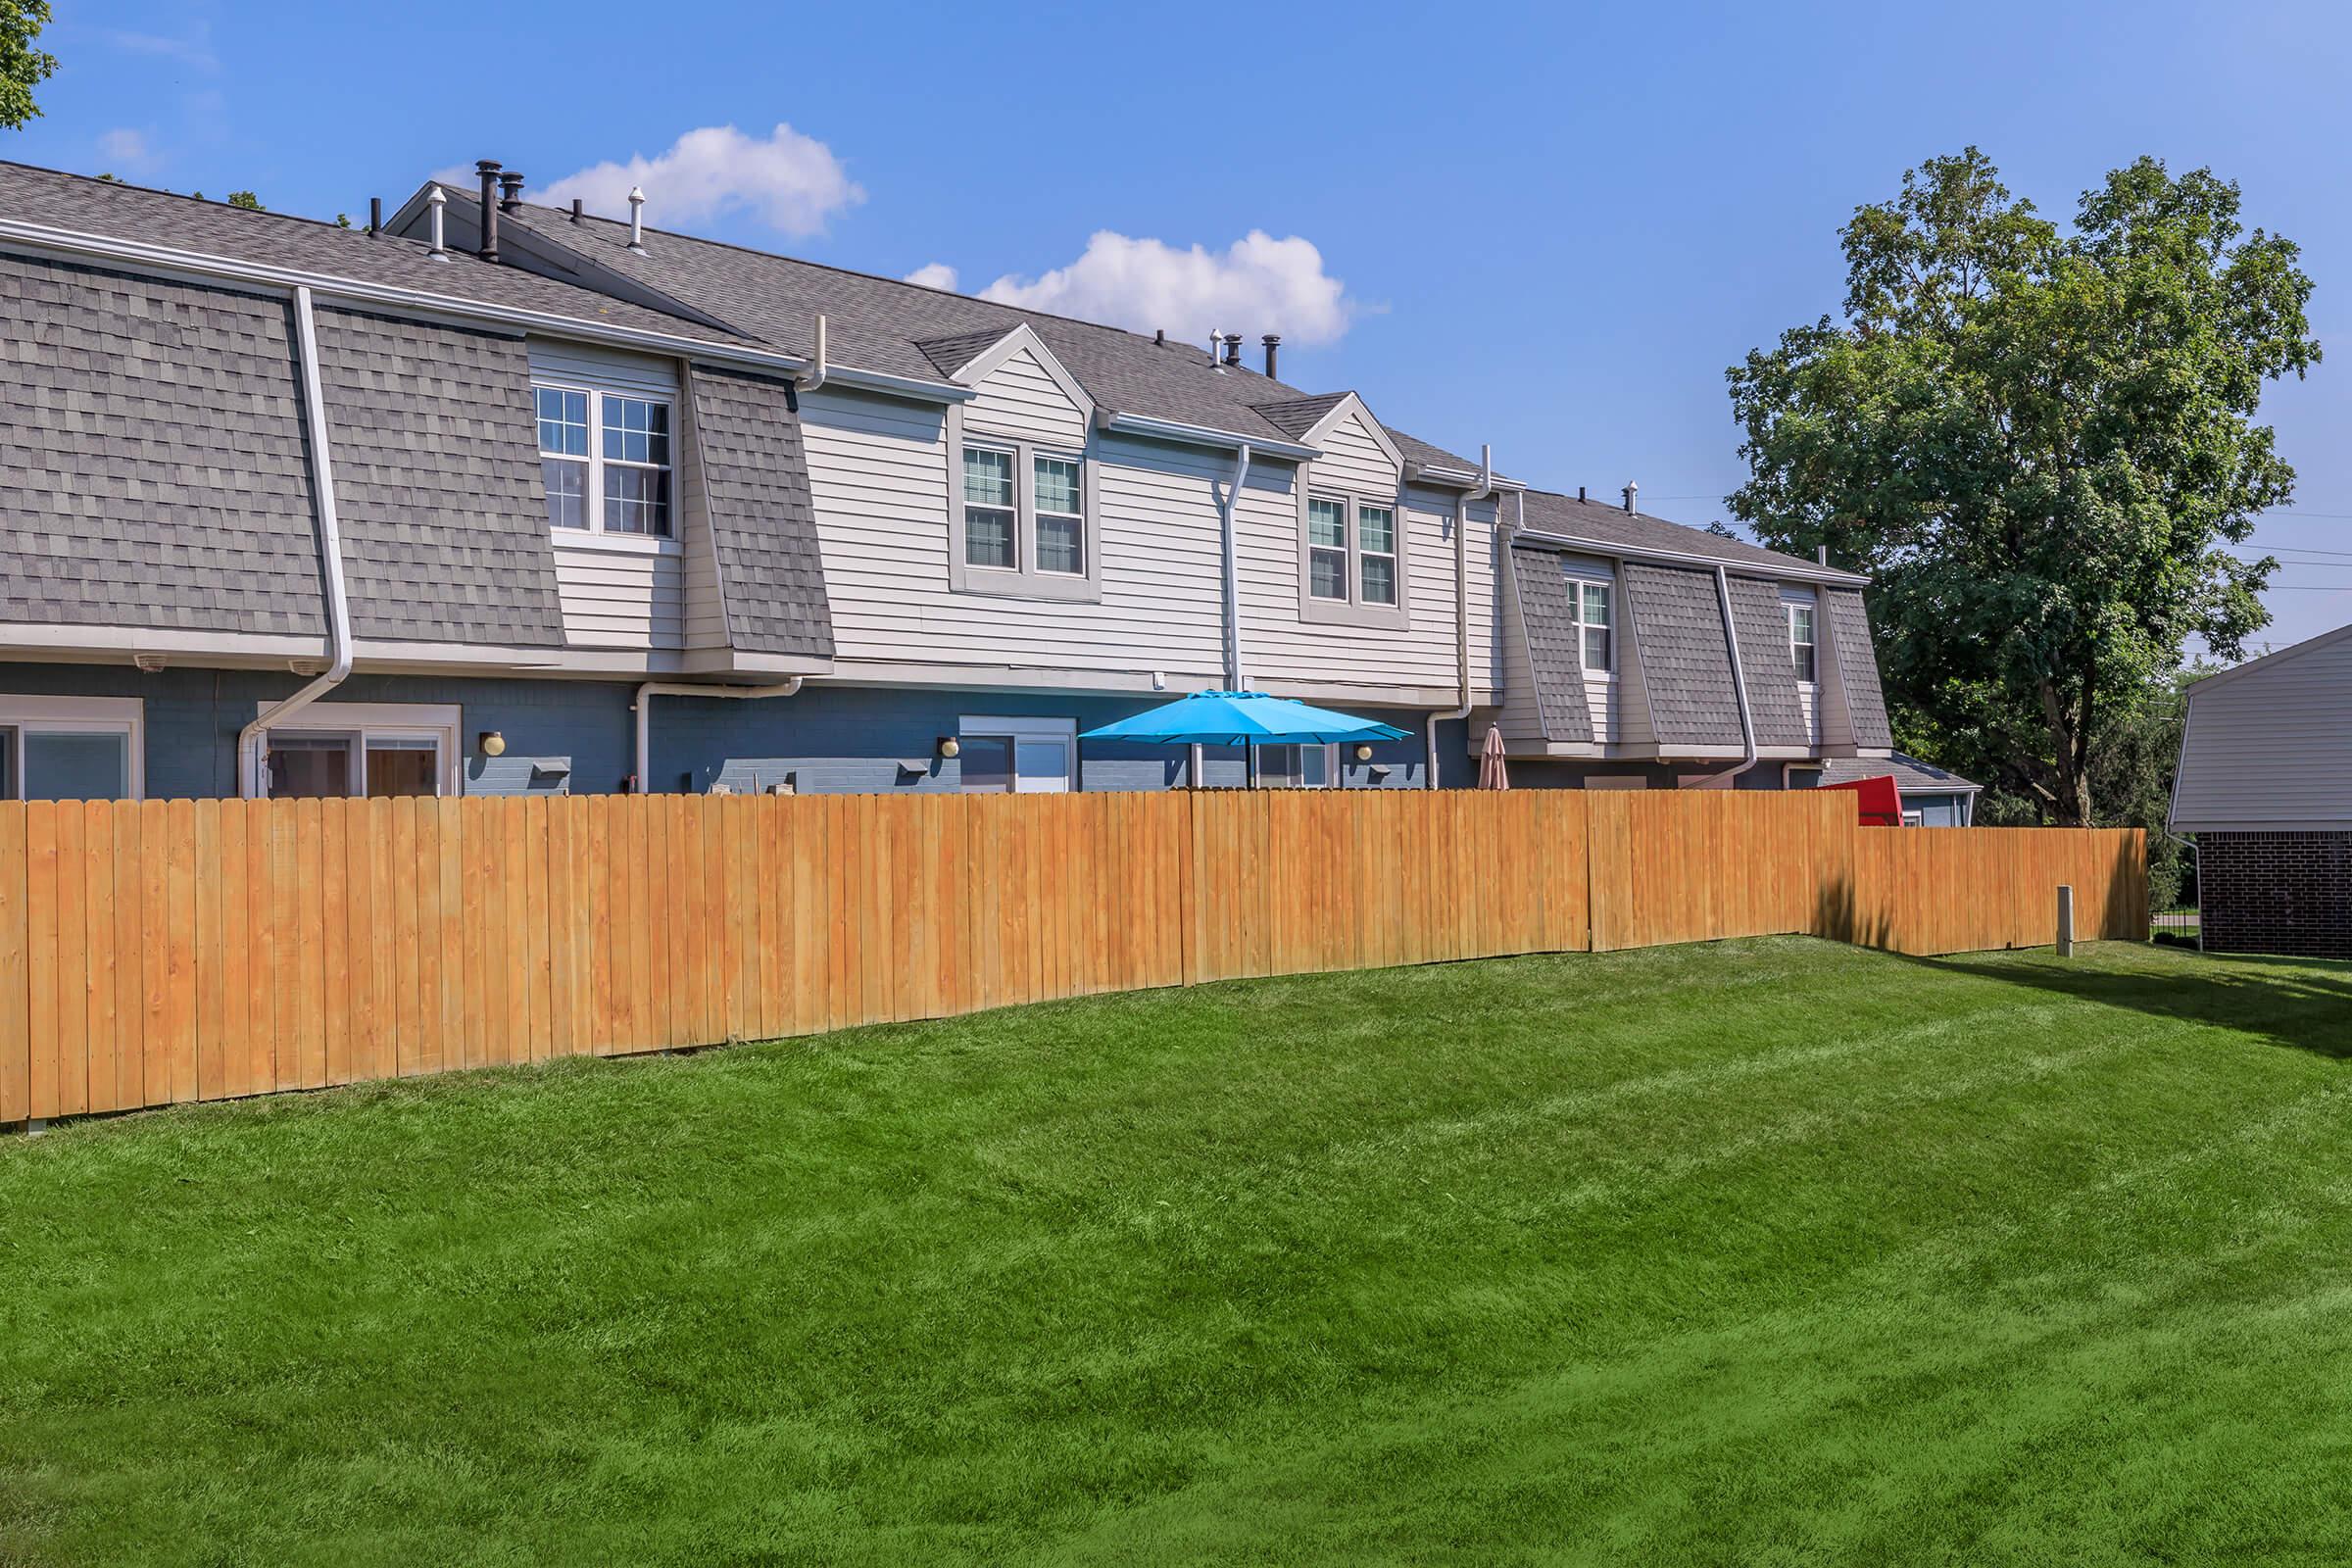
[1352,744,1376,762]
[478,730,507,758]
[938,736,960,760]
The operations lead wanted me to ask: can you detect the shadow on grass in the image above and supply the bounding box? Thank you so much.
[1912,947,2352,1061]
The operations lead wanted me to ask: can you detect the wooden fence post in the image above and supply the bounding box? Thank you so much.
[2056,885,2075,958]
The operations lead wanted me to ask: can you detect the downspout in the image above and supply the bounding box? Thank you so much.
[632,679,804,794]
[238,284,354,797]
[629,313,829,792]
[1689,564,1759,789]
[1220,441,1252,690]
[1426,443,1494,789]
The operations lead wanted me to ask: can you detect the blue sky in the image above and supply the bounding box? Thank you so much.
[18,0,2352,655]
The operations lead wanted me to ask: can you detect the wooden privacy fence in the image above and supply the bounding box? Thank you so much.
[0,792,2143,1122]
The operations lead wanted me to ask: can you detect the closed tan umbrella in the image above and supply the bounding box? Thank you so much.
[1478,724,1509,790]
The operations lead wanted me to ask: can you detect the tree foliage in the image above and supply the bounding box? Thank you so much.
[0,0,55,131]
[1728,150,2318,824]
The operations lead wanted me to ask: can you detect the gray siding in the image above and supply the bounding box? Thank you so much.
[687,367,835,659]
[1823,588,1891,750]
[2173,628,2352,830]
[312,306,567,647]
[0,254,325,636]
[1507,544,1594,743]
[1623,563,1742,750]
[1728,576,1809,749]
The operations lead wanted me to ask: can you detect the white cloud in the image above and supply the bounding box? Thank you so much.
[919,230,1355,346]
[103,24,218,71]
[902,262,959,291]
[532,124,862,235]
[96,128,151,169]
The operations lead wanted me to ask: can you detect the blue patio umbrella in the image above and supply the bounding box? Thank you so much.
[1080,691,1410,749]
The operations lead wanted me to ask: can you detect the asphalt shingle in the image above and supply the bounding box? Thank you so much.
[1824,588,1893,750]
[687,367,836,660]
[1507,544,1595,744]
[1622,562,1743,750]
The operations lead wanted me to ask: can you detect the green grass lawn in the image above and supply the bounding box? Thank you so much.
[4,939,2351,1565]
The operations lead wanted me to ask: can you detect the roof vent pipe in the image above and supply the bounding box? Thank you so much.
[424,184,449,261]
[1578,485,1587,503]
[1261,333,1280,379]
[475,160,501,263]
[1623,480,1638,514]
[367,196,381,237]
[570,198,584,224]
[499,171,525,213]
[1221,332,1243,367]
[627,186,647,252]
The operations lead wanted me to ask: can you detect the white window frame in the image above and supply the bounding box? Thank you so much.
[945,406,1102,603]
[533,378,678,545]
[1786,602,1818,685]
[1297,479,1412,630]
[1254,742,1337,788]
[250,701,462,798]
[0,695,144,801]
[956,714,1078,794]
[1567,574,1614,674]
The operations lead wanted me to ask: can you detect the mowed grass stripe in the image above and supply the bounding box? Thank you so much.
[0,938,2348,1566]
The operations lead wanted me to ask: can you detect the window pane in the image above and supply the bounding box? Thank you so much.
[1306,497,1347,550]
[963,446,1014,508]
[966,507,1015,568]
[24,731,128,801]
[1309,546,1348,601]
[604,466,671,536]
[1255,744,1297,785]
[1014,738,1070,793]
[1034,456,1081,514]
[1299,744,1331,787]
[536,387,587,457]
[1583,625,1611,671]
[1790,606,1814,641]
[1583,582,1611,627]
[603,395,666,465]
[1357,505,1395,556]
[366,739,439,798]
[1037,514,1083,575]
[542,458,586,529]
[958,735,1012,793]
[265,734,351,800]
[1794,644,1818,682]
[1361,555,1396,606]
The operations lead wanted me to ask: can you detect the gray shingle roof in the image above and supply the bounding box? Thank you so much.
[1824,588,1893,749]
[0,253,326,637]
[492,202,1490,469]
[1819,753,1978,792]
[1507,545,1596,744]
[1622,562,1743,750]
[1727,576,1809,749]
[1251,393,1349,440]
[1517,488,1848,579]
[687,367,835,659]
[312,306,565,646]
[0,162,757,347]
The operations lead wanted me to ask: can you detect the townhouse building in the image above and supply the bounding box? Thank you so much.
[0,159,1898,803]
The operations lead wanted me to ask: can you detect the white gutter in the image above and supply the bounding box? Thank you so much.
[0,220,971,406]
[1098,410,1319,462]
[1689,564,1759,789]
[238,285,354,797]
[1516,526,1870,588]
[798,314,830,394]
[1219,443,1254,690]
[1427,443,1494,790]
[633,680,805,794]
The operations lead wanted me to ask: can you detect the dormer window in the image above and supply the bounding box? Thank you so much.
[1787,602,1817,683]
[1567,576,1613,672]
[535,382,672,538]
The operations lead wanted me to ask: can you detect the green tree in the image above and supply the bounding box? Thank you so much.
[1727,150,2318,824]
[226,190,263,211]
[0,0,54,131]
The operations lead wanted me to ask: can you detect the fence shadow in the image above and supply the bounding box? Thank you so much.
[1912,949,2352,1062]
